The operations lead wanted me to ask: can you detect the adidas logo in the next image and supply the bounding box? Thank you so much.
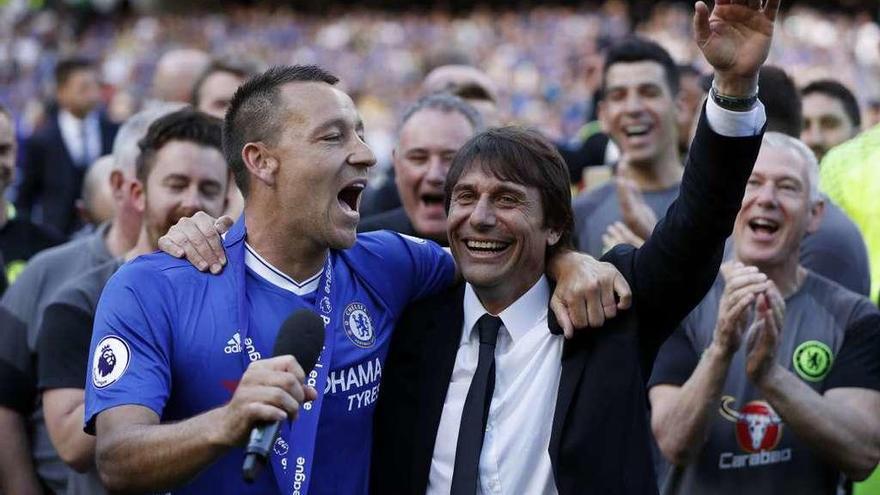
[224,333,242,354]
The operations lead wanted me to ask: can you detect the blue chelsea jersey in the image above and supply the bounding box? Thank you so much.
[84,220,455,495]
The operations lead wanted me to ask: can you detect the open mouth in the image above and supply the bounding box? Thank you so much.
[338,182,365,213]
[748,217,780,236]
[420,192,445,208]
[465,239,511,254]
[623,123,652,138]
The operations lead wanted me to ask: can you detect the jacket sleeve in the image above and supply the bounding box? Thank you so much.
[607,105,764,372]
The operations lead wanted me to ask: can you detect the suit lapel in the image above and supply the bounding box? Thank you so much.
[50,118,77,169]
[548,308,590,470]
[412,284,465,487]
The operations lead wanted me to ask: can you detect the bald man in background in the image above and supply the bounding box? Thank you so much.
[422,64,500,125]
[151,49,210,104]
[76,155,117,233]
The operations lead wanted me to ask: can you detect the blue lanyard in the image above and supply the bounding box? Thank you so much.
[233,227,339,495]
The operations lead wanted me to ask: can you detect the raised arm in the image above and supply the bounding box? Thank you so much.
[622,0,777,351]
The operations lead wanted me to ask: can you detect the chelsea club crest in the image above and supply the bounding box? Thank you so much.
[343,302,375,348]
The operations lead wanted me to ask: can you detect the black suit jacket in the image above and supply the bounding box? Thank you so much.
[371,109,765,495]
[16,112,118,235]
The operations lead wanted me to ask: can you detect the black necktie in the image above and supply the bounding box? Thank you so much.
[451,314,503,495]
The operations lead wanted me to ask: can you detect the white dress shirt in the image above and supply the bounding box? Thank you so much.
[58,110,101,166]
[428,276,563,495]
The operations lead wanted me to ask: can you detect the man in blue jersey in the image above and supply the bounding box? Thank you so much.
[85,66,628,495]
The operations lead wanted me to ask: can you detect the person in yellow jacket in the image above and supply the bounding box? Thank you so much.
[820,124,880,305]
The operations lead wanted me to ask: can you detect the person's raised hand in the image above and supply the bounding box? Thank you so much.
[712,262,768,357]
[548,251,632,338]
[694,0,780,96]
[158,212,234,274]
[212,355,317,448]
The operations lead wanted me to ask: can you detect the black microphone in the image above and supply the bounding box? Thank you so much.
[242,309,325,482]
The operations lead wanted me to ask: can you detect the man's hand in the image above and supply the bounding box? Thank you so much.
[616,177,657,240]
[745,289,783,384]
[711,262,768,357]
[694,0,780,96]
[548,250,632,338]
[158,212,234,274]
[603,221,646,250]
[212,355,317,448]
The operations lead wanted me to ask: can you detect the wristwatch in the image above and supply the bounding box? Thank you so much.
[710,84,759,112]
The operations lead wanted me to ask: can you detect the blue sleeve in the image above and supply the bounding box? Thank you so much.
[83,260,175,434]
[352,231,455,314]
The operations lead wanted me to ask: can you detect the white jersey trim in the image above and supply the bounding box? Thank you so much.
[244,242,321,296]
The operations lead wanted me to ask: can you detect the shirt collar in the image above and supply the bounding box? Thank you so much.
[58,109,94,127]
[462,275,550,345]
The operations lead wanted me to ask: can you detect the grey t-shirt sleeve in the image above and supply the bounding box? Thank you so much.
[648,325,701,388]
[823,313,880,392]
[37,302,93,390]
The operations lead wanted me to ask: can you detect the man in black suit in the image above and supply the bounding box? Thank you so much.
[16,57,119,235]
[371,1,779,493]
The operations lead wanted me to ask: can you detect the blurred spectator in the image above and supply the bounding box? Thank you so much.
[150,49,210,104]
[821,122,880,304]
[676,64,707,157]
[190,57,259,219]
[0,103,180,494]
[422,64,500,126]
[758,66,803,138]
[15,57,119,235]
[35,108,228,495]
[801,79,861,162]
[359,93,481,245]
[0,105,64,290]
[76,155,117,231]
[361,66,497,217]
[649,132,880,494]
[191,58,260,119]
[572,37,683,257]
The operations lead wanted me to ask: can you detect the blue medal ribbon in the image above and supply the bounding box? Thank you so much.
[228,217,339,495]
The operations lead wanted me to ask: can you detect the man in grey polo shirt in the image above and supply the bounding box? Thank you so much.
[0,103,180,494]
[35,108,229,495]
[648,133,880,494]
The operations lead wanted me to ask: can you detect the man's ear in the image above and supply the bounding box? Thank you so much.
[130,179,146,213]
[806,197,826,234]
[109,170,125,201]
[547,228,562,247]
[242,142,278,187]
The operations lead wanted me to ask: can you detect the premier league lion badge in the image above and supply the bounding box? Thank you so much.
[92,336,131,389]
[343,302,375,348]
